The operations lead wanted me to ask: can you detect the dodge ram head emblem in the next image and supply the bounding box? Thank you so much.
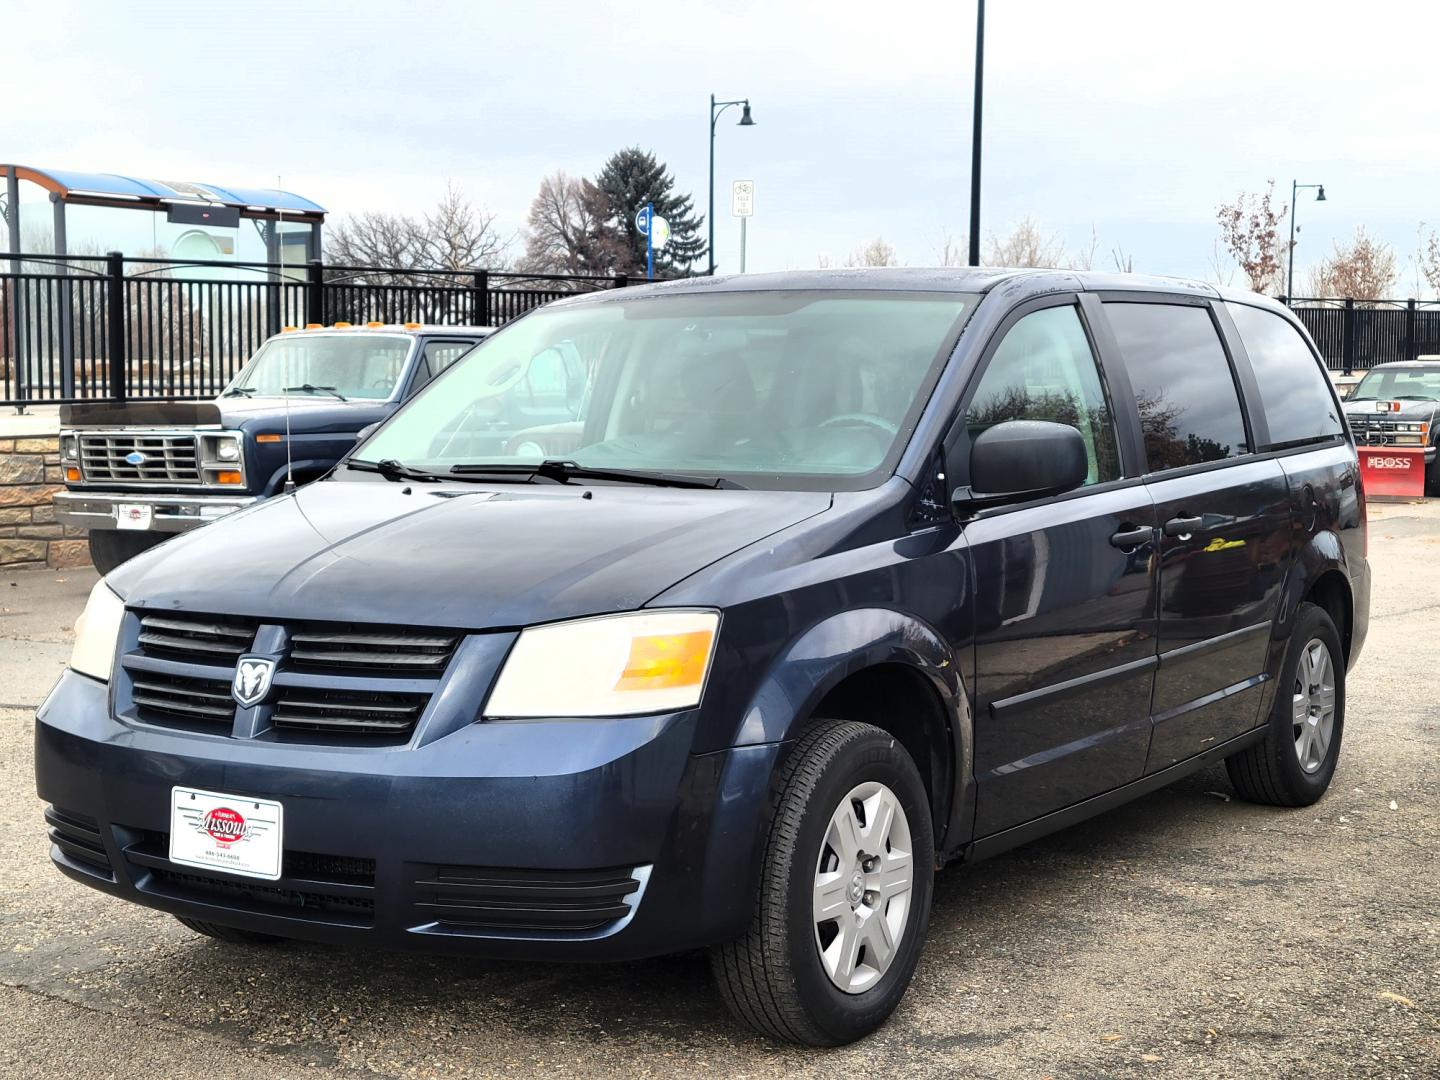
[232,657,276,707]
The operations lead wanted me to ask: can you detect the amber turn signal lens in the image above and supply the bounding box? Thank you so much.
[65,466,80,482]
[615,631,714,692]
[333,321,352,328]
[215,471,243,485]
[305,322,322,330]
[256,434,282,444]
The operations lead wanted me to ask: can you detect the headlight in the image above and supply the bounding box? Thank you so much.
[70,581,126,682]
[484,610,719,718]
[216,438,241,461]
[60,434,79,460]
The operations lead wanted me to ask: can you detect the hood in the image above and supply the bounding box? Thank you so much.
[110,478,832,629]
[217,396,393,433]
[1343,399,1439,421]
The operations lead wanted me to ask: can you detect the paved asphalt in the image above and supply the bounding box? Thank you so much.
[0,503,1436,1078]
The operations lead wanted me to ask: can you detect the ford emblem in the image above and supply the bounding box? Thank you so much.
[124,451,147,465]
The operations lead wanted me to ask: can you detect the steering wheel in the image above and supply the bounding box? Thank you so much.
[819,413,899,436]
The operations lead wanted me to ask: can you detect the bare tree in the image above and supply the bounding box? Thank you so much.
[326,184,511,282]
[985,217,1066,268]
[519,171,624,275]
[1306,227,1398,304]
[1216,181,1289,295]
[417,182,510,271]
[935,231,968,267]
[1205,237,1237,288]
[1418,226,1440,300]
[1110,246,1135,274]
[829,237,892,267]
[1070,226,1101,272]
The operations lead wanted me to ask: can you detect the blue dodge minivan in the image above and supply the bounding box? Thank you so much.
[36,269,1370,1044]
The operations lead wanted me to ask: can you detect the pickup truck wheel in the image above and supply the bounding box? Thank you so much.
[87,529,165,574]
[710,720,934,1046]
[174,916,285,945]
[1225,602,1344,806]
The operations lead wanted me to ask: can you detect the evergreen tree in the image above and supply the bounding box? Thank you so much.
[594,147,706,276]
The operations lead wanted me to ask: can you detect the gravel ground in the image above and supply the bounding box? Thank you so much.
[0,502,1436,1078]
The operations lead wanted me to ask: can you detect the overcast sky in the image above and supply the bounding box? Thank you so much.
[7,0,1440,290]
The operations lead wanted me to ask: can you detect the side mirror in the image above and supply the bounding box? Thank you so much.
[952,419,1089,514]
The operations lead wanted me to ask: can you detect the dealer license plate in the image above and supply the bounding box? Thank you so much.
[115,503,154,530]
[169,787,284,880]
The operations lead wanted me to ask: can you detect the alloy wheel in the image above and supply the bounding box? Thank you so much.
[1292,637,1337,774]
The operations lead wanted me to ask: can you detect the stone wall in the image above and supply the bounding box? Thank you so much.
[0,437,90,570]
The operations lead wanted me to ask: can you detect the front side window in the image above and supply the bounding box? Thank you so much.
[358,291,976,490]
[226,334,412,400]
[1105,303,1249,472]
[1226,303,1343,448]
[964,305,1121,485]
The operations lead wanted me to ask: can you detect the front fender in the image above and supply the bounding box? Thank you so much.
[732,607,974,857]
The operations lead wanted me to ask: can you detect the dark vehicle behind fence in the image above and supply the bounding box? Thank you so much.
[1341,358,1440,494]
[55,324,493,572]
[36,269,1369,1046]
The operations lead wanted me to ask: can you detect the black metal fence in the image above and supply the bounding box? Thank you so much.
[1,253,635,407]
[1288,298,1440,374]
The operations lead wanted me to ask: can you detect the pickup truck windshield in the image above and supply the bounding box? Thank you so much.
[357,291,975,490]
[1349,367,1440,402]
[224,334,413,400]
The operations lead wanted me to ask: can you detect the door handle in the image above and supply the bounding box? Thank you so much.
[1109,524,1152,550]
[1163,515,1206,539]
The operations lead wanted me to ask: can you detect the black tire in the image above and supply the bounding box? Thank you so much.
[87,529,165,575]
[1226,602,1345,806]
[174,915,285,945]
[1426,453,1440,497]
[711,720,935,1046]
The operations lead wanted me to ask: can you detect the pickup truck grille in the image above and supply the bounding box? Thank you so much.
[123,611,462,744]
[79,433,200,484]
[1348,417,1429,447]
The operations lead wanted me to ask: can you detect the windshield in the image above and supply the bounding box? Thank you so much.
[225,334,413,400]
[355,290,975,490]
[1349,367,1440,402]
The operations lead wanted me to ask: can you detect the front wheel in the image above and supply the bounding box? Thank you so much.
[711,720,934,1046]
[87,528,165,574]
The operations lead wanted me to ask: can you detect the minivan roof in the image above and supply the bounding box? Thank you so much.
[549,267,1288,313]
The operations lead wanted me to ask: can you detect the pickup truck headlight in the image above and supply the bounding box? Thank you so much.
[70,581,125,682]
[484,610,719,718]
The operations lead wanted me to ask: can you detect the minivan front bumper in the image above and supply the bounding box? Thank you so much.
[34,670,778,960]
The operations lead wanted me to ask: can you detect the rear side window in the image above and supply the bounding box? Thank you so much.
[1104,302,1249,473]
[1226,303,1343,448]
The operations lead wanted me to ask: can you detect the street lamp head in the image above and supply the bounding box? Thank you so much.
[738,102,755,126]
[1315,185,1326,202]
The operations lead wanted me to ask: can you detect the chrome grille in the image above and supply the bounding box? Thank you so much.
[272,688,427,736]
[288,623,459,672]
[130,671,235,727]
[138,612,257,662]
[79,432,200,483]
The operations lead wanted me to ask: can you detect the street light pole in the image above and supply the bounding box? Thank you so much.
[968,0,985,266]
[708,94,754,276]
[1287,179,1327,302]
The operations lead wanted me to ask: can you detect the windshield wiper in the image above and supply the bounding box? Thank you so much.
[1347,395,1375,402]
[346,458,444,483]
[222,386,255,397]
[1392,395,1436,401]
[449,459,743,489]
[284,383,348,401]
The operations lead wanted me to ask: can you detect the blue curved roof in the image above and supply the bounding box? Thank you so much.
[3,164,325,217]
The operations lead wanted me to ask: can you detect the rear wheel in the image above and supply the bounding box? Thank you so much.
[87,529,165,574]
[1426,451,1440,496]
[174,916,285,945]
[1226,602,1344,806]
[711,720,934,1046]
